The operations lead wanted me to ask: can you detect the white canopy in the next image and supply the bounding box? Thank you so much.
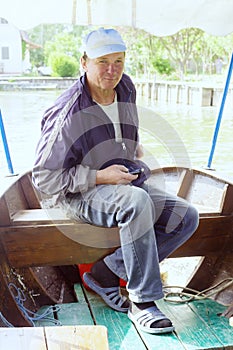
[1,0,233,36]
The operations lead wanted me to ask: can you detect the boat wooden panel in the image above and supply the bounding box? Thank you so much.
[0,196,11,226]
[220,183,233,215]
[0,325,109,350]
[0,268,31,327]
[0,224,119,267]
[12,267,58,305]
[28,266,78,304]
[18,172,41,209]
[171,215,233,257]
[186,172,227,212]
[0,172,39,226]
[0,242,76,326]
[177,168,193,199]
[151,166,230,213]
[186,255,219,291]
[3,179,29,216]
[1,207,232,269]
[186,252,233,307]
[0,256,35,327]
[0,213,231,268]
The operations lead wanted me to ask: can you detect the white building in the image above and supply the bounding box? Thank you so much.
[0,17,22,74]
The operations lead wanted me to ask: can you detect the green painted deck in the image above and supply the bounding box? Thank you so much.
[36,283,233,350]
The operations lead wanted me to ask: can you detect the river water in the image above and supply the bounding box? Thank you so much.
[0,89,233,182]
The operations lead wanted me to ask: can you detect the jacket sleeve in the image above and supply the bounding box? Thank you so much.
[32,93,97,196]
[32,163,97,196]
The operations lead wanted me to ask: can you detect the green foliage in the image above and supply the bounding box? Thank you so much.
[152,57,174,75]
[49,53,79,77]
[158,28,205,77]
[21,40,26,59]
[26,24,233,80]
[30,48,44,68]
[44,32,81,65]
[27,24,85,67]
[120,27,152,76]
[120,27,176,78]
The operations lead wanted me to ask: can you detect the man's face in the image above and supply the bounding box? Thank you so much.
[83,52,125,91]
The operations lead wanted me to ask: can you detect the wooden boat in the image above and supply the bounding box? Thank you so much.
[0,166,232,348]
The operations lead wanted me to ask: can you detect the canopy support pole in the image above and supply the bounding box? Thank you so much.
[0,109,14,175]
[206,52,233,169]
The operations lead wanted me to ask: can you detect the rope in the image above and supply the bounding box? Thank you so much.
[0,312,14,327]
[163,278,233,305]
[9,283,62,327]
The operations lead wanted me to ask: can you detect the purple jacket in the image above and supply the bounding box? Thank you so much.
[32,73,146,196]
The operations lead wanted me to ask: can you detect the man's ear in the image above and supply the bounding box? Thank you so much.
[80,57,88,72]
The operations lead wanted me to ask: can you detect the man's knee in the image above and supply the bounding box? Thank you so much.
[120,185,153,212]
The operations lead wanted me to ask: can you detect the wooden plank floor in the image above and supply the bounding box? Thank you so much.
[35,283,233,350]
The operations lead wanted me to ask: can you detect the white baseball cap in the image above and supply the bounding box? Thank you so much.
[82,28,126,59]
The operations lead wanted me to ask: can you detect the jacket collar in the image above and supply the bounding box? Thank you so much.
[79,74,95,111]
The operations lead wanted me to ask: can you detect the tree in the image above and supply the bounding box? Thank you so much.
[28,24,85,68]
[198,33,233,75]
[157,28,204,78]
[27,24,233,80]
[49,53,79,77]
[151,57,174,75]
[120,27,159,77]
[44,32,81,65]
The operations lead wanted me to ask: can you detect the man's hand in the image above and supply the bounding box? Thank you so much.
[96,164,138,185]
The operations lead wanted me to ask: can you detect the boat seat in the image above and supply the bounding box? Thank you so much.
[12,208,72,225]
[11,205,220,225]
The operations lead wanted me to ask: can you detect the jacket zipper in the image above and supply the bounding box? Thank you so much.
[122,142,126,151]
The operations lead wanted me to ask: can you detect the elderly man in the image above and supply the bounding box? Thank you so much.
[33,28,199,334]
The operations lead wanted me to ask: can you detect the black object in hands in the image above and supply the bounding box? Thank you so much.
[128,167,144,175]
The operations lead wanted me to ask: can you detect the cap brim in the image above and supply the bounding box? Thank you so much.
[86,44,126,59]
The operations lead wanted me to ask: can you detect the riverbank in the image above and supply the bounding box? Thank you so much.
[0,76,76,91]
[134,79,233,107]
[0,76,232,107]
